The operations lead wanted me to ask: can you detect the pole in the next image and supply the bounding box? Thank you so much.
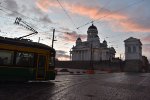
[52,29,55,48]
[90,43,94,70]
[38,37,40,43]
[120,54,121,59]
[86,42,95,74]
[70,49,71,61]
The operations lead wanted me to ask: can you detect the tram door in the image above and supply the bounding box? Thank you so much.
[36,55,46,80]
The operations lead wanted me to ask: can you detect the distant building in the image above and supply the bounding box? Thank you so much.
[70,24,116,61]
[124,37,142,60]
[124,37,143,72]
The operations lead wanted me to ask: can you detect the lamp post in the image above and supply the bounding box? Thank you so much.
[87,42,95,74]
[70,49,72,61]
[52,29,57,48]
[90,43,94,70]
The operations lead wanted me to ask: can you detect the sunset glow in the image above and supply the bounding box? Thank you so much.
[0,0,149,61]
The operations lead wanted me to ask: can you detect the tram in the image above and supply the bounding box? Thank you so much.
[0,36,56,81]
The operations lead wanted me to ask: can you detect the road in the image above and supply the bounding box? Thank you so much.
[0,73,150,100]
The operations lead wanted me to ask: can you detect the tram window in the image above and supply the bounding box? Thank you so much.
[16,52,34,67]
[0,50,14,65]
[49,57,55,67]
[38,55,46,68]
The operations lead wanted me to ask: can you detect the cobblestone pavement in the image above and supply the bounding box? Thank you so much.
[0,73,150,100]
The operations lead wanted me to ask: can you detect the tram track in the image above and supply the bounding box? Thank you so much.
[19,77,90,100]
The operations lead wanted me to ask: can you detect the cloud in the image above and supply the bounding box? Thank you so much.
[56,50,70,60]
[5,0,18,11]
[141,35,150,42]
[142,44,150,62]
[60,27,71,31]
[56,50,67,55]
[36,0,126,20]
[143,44,150,52]
[58,31,87,43]
[39,15,52,23]
[36,0,150,32]
[3,0,19,16]
[116,18,150,32]
[36,0,53,12]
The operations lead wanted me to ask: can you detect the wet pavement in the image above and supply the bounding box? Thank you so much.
[0,73,150,100]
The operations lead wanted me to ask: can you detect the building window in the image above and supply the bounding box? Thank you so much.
[0,50,14,65]
[133,46,136,53]
[127,46,131,53]
[16,52,34,67]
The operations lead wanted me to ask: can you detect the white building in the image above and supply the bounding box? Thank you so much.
[124,37,142,61]
[124,37,143,72]
[70,24,116,61]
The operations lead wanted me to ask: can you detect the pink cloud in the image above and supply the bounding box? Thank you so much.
[142,36,150,42]
[141,35,150,43]
[143,44,150,53]
[59,31,87,43]
[117,19,150,32]
[36,0,50,12]
[36,0,126,20]
[36,0,150,32]
[56,50,70,61]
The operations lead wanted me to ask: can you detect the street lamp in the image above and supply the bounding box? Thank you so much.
[70,49,72,61]
[86,42,95,74]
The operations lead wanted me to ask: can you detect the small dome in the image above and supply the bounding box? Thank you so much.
[88,24,97,30]
[77,37,81,40]
[103,40,107,43]
[76,37,82,43]
[110,47,114,50]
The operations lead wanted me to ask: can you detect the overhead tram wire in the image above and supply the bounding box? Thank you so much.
[92,0,112,21]
[1,1,78,33]
[56,0,85,40]
[0,1,78,39]
[0,3,55,32]
[0,3,39,23]
[76,0,145,29]
[77,0,112,29]
[56,0,77,30]
[0,7,53,37]
[95,0,145,23]
[0,2,58,42]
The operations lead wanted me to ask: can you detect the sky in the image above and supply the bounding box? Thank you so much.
[0,0,150,61]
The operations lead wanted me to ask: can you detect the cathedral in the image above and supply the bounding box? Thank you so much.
[70,24,116,61]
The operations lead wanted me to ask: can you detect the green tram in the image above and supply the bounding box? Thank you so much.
[0,36,56,81]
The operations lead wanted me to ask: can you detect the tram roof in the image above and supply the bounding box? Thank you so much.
[0,36,55,52]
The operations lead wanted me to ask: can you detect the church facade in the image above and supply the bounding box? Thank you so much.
[70,24,116,61]
[124,37,142,61]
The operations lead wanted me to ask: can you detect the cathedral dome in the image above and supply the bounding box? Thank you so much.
[88,24,97,30]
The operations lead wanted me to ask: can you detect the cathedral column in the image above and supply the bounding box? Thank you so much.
[77,51,79,60]
[82,50,84,61]
[73,51,75,60]
[75,51,77,60]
